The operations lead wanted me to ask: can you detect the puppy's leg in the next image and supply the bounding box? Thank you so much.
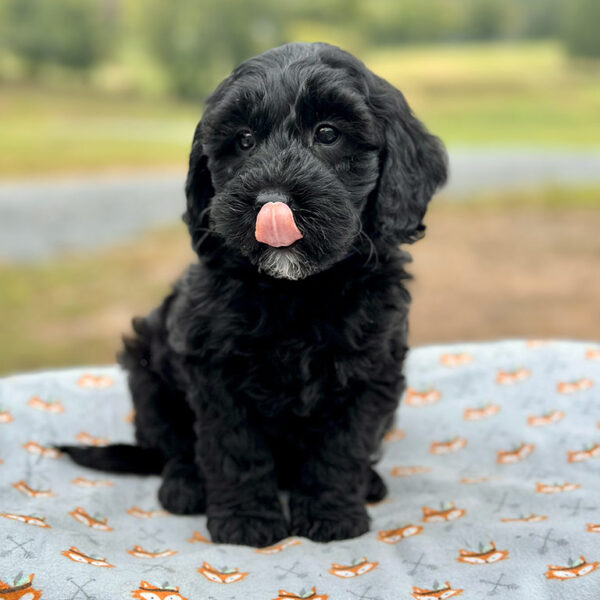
[289,387,399,542]
[121,314,205,515]
[191,389,288,547]
[158,455,205,514]
[366,468,388,503]
[128,364,206,514]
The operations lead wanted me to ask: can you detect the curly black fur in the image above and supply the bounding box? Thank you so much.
[60,42,447,547]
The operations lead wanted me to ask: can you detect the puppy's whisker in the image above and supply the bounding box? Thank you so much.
[188,205,216,236]
[197,204,214,224]
[356,226,379,269]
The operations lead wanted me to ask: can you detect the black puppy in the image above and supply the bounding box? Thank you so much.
[61,42,447,547]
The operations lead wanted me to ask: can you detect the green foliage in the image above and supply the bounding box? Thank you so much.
[142,0,287,99]
[0,0,598,97]
[466,0,506,40]
[0,0,111,76]
[355,0,567,46]
[562,0,600,57]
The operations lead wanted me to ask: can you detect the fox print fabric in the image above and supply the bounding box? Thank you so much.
[0,340,599,599]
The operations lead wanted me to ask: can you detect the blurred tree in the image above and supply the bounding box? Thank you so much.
[562,0,600,57]
[358,0,462,45]
[144,0,288,99]
[466,0,507,40]
[1,0,594,97]
[0,0,111,77]
[519,0,562,39]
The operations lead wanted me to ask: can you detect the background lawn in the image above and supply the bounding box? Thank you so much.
[1,186,599,375]
[1,23,598,373]
[1,42,599,177]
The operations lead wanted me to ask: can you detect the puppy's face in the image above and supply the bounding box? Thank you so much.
[185,43,447,280]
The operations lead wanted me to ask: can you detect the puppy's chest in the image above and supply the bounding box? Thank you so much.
[169,265,408,415]
[208,297,399,416]
[224,322,355,417]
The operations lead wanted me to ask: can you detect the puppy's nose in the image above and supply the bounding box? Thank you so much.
[256,191,290,206]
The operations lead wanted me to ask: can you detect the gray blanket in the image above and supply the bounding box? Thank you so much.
[1,340,599,599]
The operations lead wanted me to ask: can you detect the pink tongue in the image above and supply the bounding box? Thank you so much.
[255,202,303,247]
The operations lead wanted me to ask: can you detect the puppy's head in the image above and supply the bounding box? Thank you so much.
[184,43,447,280]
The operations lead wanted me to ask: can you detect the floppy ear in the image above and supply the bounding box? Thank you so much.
[182,120,215,254]
[367,75,447,245]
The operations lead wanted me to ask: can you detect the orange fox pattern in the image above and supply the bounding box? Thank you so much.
[459,476,489,484]
[422,503,466,523]
[69,506,113,531]
[22,440,61,458]
[440,352,473,367]
[545,556,599,580]
[0,344,598,597]
[586,348,600,360]
[0,574,42,600]
[0,409,14,423]
[556,378,593,394]
[536,482,580,494]
[75,431,109,446]
[62,546,114,568]
[77,373,114,388]
[463,404,499,421]
[456,541,509,564]
[328,557,378,578]
[131,581,189,600]
[383,426,406,442]
[390,465,430,477]
[377,525,423,544]
[71,476,114,487]
[502,514,547,523]
[255,539,301,554]
[127,506,168,518]
[27,395,64,413]
[567,443,600,463]
[430,437,467,455]
[187,530,211,543]
[527,410,564,426]
[0,512,51,528]
[197,562,248,584]
[411,582,463,598]
[496,367,530,384]
[273,588,328,600]
[404,387,441,407]
[12,480,54,497]
[496,442,535,465]
[127,545,178,558]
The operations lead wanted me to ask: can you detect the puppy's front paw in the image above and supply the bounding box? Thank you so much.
[290,495,370,542]
[208,513,289,547]
[158,465,206,515]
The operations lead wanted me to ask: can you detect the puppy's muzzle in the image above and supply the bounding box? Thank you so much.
[255,191,303,248]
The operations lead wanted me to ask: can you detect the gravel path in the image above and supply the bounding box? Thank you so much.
[1,148,599,261]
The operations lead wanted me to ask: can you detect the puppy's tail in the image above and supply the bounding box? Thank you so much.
[57,444,165,475]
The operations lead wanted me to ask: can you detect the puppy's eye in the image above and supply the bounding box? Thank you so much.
[237,130,255,151]
[315,124,339,145]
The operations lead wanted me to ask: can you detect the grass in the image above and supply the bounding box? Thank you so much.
[366,41,600,146]
[441,184,600,209]
[0,224,193,373]
[1,41,599,176]
[0,186,598,375]
[0,86,199,176]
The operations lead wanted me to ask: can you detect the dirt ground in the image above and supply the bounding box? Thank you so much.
[1,203,598,374]
[408,204,600,345]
